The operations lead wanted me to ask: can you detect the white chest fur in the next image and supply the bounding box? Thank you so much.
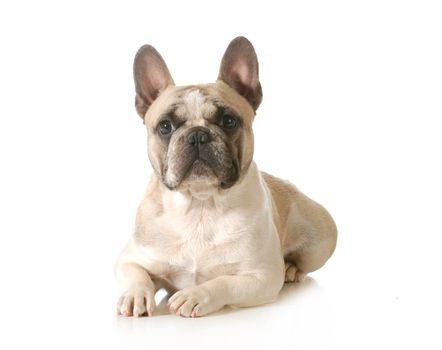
[118,163,284,291]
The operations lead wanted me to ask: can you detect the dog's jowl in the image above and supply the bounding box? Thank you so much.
[115,37,337,318]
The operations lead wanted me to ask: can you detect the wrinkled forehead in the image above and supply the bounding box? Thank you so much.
[145,81,255,127]
[174,87,217,122]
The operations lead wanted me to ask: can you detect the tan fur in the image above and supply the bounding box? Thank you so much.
[115,37,337,318]
[262,172,337,272]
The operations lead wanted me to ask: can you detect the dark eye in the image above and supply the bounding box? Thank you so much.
[158,119,172,135]
[221,114,237,129]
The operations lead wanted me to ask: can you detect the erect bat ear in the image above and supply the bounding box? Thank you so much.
[217,36,262,111]
[133,45,175,118]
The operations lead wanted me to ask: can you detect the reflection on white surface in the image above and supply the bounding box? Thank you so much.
[113,278,333,350]
[2,1,442,349]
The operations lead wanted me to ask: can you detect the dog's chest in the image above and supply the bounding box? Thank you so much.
[144,205,247,289]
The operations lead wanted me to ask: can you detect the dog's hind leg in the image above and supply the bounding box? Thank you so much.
[261,172,337,282]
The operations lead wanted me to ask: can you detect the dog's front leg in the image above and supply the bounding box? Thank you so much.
[116,262,156,317]
[168,273,283,317]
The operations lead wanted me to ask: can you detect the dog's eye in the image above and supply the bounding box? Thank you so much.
[158,119,172,135]
[221,114,237,130]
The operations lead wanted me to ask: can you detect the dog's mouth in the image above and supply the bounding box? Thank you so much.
[185,159,216,179]
[182,155,236,184]
[163,152,239,191]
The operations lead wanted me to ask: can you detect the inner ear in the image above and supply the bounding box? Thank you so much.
[134,45,175,119]
[217,36,262,111]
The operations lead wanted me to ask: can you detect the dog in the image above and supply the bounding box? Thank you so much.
[115,36,337,318]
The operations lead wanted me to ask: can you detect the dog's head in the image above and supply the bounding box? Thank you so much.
[133,37,262,192]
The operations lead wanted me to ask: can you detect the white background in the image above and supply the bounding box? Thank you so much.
[1,1,441,349]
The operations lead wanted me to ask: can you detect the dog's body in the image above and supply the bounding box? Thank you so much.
[116,37,337,317]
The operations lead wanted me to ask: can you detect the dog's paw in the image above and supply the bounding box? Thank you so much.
[117,287,155,317]
[168,286,220,318]
[284,261,306,283]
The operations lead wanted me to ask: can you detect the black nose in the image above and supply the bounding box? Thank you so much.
[187,129,211,146]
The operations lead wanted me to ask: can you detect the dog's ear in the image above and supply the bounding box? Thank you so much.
[133,45,175,118]
[218,36,262,111]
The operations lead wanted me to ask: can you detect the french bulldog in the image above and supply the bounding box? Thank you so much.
[115,36,337,318]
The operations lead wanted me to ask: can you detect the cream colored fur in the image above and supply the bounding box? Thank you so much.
[115,38,337,318]
[116,156,336,317]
